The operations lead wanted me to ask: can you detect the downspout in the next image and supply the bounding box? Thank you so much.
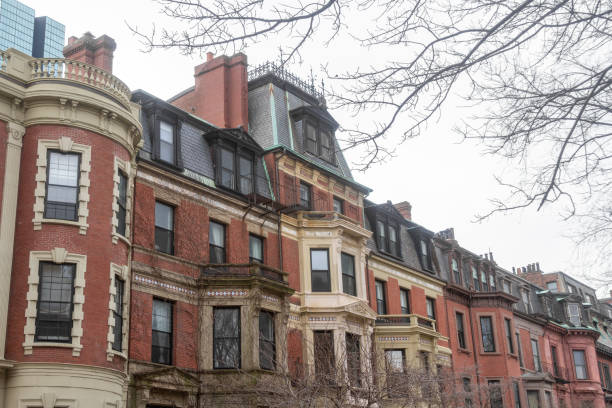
[365,253,372,307]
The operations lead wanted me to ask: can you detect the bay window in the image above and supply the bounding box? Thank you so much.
[214,307,241,369]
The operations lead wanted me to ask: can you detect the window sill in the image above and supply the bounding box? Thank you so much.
[479,351,502,356]
[458,348,471,355]
[107,349,128,361]
[24,341,82,356]
[112,232,131,246]
[37,218,88,235]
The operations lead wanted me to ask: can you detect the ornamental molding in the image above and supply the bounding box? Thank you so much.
[32,138,91,234]
[23,249,87,356]
[206,289,249,297]
[6,121,25,147]
[111,156,133,244]
[106,263,130,361]
[134,274,196,296]
[377,336,410,342]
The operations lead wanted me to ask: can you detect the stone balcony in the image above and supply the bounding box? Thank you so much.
[375,314,437,331]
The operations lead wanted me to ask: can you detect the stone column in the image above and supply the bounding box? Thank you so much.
[0,121,25,360]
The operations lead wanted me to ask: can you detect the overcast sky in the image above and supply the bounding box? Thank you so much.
[22,0,608,295]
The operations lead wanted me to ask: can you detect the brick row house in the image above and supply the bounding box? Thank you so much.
[1,32,612,408]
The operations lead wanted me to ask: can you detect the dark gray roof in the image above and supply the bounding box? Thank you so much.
[133,89,273,200]
[247,79,354,181]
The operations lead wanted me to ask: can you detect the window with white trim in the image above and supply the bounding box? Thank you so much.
[35,262,75,342]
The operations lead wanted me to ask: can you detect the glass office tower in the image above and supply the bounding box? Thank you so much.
[0,0,35,54]
[32,16,65,57]
[0,0,64,57]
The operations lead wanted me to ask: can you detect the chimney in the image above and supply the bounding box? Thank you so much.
[512,267,516,274]
[489,252,494,263]
[536,262,540,271]
[189,53,249,129]
[63,32,117,73]
[394,201,412,221]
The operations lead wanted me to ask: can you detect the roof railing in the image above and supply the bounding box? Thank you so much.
[248,61,324,100]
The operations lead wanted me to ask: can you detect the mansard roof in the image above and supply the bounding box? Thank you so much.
[132,89,274,200]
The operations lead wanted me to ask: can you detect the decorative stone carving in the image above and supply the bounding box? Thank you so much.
[6,121,25,147]
[50,247,68,264]
[41,392,57,408]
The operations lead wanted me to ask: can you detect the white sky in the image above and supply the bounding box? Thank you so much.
[22,0,608,295]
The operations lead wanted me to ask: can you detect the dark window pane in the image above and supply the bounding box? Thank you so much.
[400,289,410,314]
[116,171,128,236]
[457,312,466,349]
[314,331,334,380]
[112,278,124,351]
[220,148,235,189]
[480,316,495,352]
[210,221,226,263]
[214,308,241,369]
[159,120,175,163]
[152,299,172,365]
[389,226,398,256]
[333,197,343,214]
[311,249,330,292]
[239,156,253,194]
[426,297,436,319]
[299,182,311,209]
[45,151,79,221]
[573,350,587,379]
[259,311,275,370]
[155,227,173,255]
[375,280,386,314]
[505,318,514,354]
[249,235,263,263]
[346,333,361,386]
[35,262,75,343]
[305,122,317,154]
[531,339,541,372]
[376,220,387,252]
[341,252,356,296]
[155,202,174,229]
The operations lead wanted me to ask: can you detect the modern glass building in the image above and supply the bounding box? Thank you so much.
[0,0,64,57]
[32,16,65,57]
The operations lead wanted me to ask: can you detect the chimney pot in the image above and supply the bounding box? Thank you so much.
[63,32,117,73]
[207,52,214,61]
[393,201,412,222]
[536,262,540,271]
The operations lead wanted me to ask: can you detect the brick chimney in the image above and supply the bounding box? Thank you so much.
[182,53,249,129]
[394,201,412,221]
[63,32,116,73]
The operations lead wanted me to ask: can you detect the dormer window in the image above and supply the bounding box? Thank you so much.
[451,258,461,285]
[215,144,255,195]
[151,111,182,169]
[304,120,335,163]
[159,120,175,163]
[472,265,480,291]
[375,219,400,257]
[567,303,581,326]
[419,239,432,271]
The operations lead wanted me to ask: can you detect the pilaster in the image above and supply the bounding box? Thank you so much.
[0,121,25,360]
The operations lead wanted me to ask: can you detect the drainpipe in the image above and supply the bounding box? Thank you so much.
[365,253,371,306]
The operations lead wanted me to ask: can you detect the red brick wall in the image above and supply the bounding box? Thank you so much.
[174,301,198,369]
[174,199,208,263]
[287,328,303,378]
[129,290,152,361]
[283,236,300,292]
[6,124,130,372]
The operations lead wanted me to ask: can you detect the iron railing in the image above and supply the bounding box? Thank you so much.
[540,361,570,382]
[248,61,324,100]
[200,263,288,284]
[375,314,437,331]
